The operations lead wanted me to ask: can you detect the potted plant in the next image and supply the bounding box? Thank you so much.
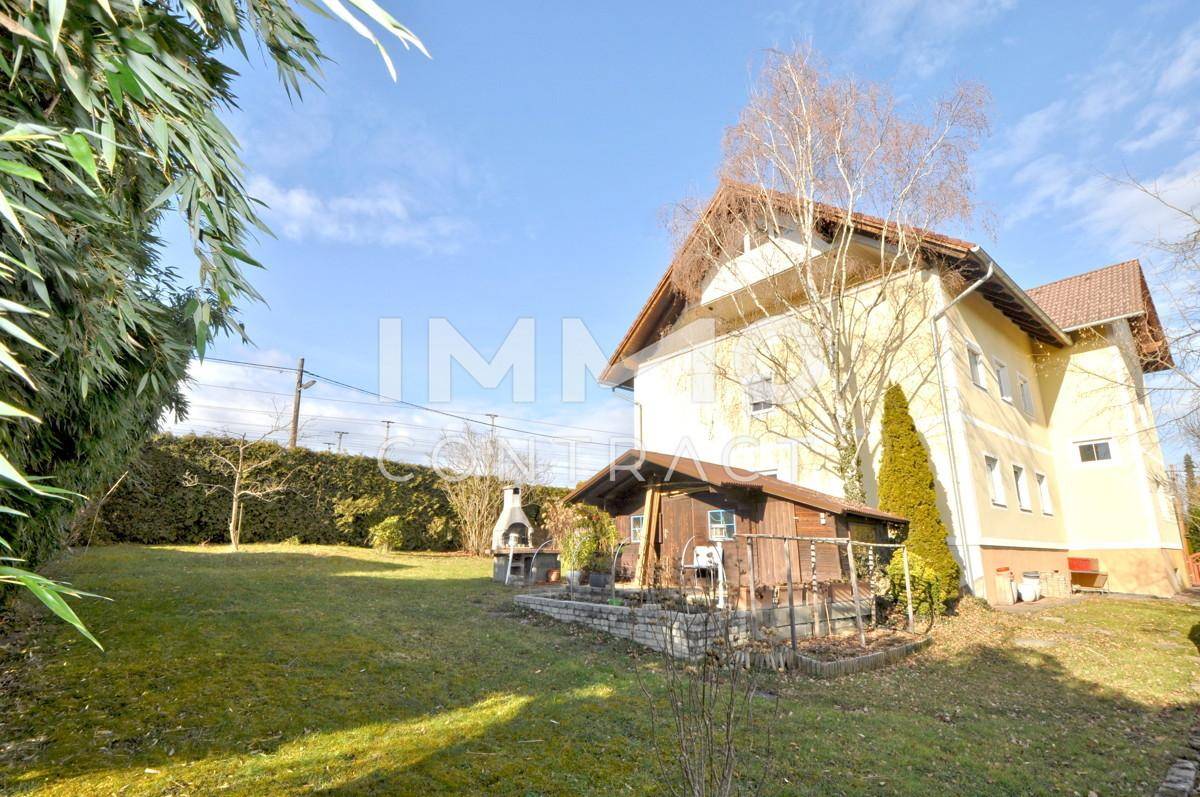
[588,551,613,589]
[558,525,595,587]
[544,499,617,589]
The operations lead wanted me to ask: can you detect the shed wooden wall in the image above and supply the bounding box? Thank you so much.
[605,485,891,592]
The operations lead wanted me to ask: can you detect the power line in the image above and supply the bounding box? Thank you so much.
[186,402,620,446]
[301,367,620,447]
[190,358,627,436]
[198,356,296,373]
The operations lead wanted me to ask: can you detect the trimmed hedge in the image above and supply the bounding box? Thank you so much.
[94,434,462,549]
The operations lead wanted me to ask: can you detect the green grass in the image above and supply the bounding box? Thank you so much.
[1,544,1197,795]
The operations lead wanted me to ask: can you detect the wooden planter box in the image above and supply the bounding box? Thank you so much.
[736,635,931,677]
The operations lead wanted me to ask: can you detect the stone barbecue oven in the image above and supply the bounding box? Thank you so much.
[491,485,533,550]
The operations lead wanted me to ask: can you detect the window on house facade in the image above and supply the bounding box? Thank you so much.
[1077,439,1113,463]
[1035,472,1052,515]
[985,455,1006,506]
[1012,464,1031,511]
[1017,375,1034,416]
[746,376,774,415]
[707,509,736,540]
[993,358,1012,401]
[629,514,644,543]
[968,346,987,389]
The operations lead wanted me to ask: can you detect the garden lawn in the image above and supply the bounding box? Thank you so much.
[1,544,1197,795]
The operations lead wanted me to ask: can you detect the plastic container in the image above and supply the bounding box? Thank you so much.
[1018,571,1041,602]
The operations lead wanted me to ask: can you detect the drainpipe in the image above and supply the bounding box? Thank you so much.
[930,253,994,594]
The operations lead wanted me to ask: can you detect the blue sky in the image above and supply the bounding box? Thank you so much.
[170,1,1200,479]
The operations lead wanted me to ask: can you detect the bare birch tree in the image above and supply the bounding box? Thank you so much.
[670,48,988,500]
[182,419,297,551]
[433,424,545,555]
[1115,177,1200,428]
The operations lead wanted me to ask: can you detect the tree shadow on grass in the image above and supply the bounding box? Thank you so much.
[1,546,1196,795]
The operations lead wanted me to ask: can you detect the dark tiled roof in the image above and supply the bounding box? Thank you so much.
[1026,259,1147,331]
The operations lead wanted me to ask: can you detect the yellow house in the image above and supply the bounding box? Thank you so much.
[601,183,1188,602]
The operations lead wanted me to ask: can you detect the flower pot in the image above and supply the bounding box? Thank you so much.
[589,572,612,589]
[564,569,583,586]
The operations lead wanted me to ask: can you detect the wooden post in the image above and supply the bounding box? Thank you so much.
[823,583,831,637]
[810,540,819,636]
[785,537,798,653]
[902,545,915,634]
[867,546,877,627]
[633,483,660,589]
[746,538,758,641]
[847,539,866,647]
[289,357,306,449]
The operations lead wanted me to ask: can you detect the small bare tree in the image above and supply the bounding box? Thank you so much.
[433,424,545,555]
[670,47,988,500]
[636,578,778,797]
[183,419,297,551]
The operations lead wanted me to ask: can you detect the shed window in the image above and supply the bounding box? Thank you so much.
[746,376,774,415]
[985,455,1006,506]
[707,509,736,541]
[629,514,644,543]
[1077,439,1112,463]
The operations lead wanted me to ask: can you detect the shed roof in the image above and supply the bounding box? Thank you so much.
[566,449,907,524]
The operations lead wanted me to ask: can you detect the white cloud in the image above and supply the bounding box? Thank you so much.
[980,100,1067,172]
[1068,152,1200,254]
[169,350,633,484]
[764,0,1016,79]
[1156,22,1200,94]
[248,176,470,254]
[1005,153,1079,224]
[1121,107,1191,152]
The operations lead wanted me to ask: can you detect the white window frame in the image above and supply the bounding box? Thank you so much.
[967,344,987,390]
[1075,437,1116,466]
[993,357,1012,403]
[629,514,644,543]
[1012,463,1031,512]
[745,374,775,416]
[1035,472,1053,515]
[984,454,1006,507]
[1017,374,1034,417]
[707,509,736,541]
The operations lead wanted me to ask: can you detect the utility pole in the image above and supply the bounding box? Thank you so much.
[334,431,348,453]
[288,357,315,449]
[383,420,393,443]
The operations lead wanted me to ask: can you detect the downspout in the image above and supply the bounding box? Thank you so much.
[930,253,994,594]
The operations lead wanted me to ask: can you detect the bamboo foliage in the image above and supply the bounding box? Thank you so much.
[0,0,424,644]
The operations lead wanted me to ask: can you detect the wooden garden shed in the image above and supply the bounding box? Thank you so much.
[566,450,907,604]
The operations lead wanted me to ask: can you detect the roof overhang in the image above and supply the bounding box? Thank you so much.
[567,449,907,524]
[600,185,1071,387]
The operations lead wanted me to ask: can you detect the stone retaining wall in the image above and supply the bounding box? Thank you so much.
[515,587,872,660]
